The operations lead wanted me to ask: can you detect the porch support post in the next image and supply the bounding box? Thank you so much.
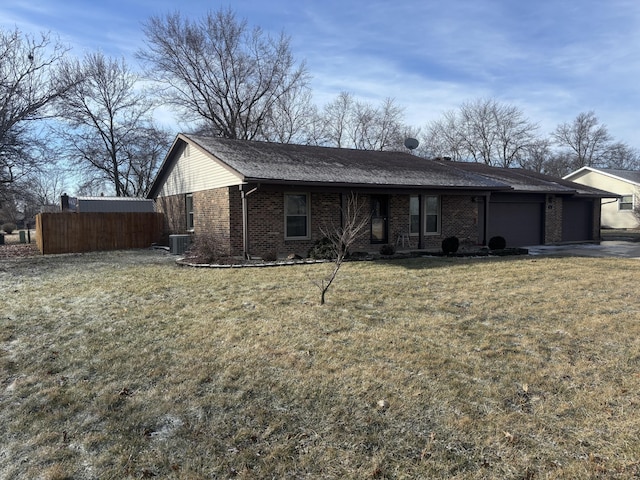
[240,184,259,259]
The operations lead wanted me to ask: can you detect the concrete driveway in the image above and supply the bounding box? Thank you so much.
[526,241,640,259]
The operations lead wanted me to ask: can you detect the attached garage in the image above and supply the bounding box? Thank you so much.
[488,193,545,247]
[562,198,594,242]
[453,163,610,247]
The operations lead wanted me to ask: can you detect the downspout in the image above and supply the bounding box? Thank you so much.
[483,193,490,246]
[418,194,425,249]
[482,194,489,246]
[240,184,259,259]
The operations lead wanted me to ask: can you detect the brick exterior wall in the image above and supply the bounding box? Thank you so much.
[545,194,563,244]
[437,195,480,248]
[245,191,341,258]
[194,188,232,256]
[244,191,480,257]
[158,187,598,258]
[156,187,240,256]
[157,189,483,258]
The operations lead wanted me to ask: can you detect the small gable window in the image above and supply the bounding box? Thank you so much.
[285,193,310,239]
[620,195,633,211]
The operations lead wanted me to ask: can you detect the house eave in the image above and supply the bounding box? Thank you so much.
[241,177,511,192]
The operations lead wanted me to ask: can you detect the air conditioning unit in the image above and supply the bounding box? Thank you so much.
[169,234,191,255]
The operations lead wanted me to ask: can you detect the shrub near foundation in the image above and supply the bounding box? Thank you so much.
[441,236,460,255]
[184,234,225,263]
[488,235,507,250]
[307,236,338,260]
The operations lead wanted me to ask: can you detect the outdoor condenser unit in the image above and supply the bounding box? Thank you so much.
[169,234,191,255]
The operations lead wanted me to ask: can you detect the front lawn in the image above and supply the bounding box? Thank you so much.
[1,251,639,479]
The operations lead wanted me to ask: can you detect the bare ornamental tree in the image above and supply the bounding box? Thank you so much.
[310,193,370,305]
[138,8,309,141]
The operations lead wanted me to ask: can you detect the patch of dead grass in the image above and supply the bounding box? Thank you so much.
[1,251,640,478]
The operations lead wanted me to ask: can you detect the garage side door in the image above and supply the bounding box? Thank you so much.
[489,201,544,247]
[562,198,593,242]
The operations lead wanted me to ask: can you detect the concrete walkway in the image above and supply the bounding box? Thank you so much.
[526,241,640,259]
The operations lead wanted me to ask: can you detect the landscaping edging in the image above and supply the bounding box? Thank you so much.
[175,248,529,268]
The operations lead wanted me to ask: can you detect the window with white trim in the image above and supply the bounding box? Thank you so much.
[185,193,194,231]
[285,193,310,239]
[409,196,420,235]
[619,194,633,211]
[425,195,440,234]
[409,195,441,235]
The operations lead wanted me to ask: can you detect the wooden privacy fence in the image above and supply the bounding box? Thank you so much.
[35,212,164,255]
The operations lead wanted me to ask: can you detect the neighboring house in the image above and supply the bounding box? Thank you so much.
[147,134,613,259]
[564,167,640,229]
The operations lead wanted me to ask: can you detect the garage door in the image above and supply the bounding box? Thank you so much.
[488,199,544,247]
[562,198,593,242]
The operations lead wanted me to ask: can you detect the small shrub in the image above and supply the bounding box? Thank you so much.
[441,236,460,255]
[2,223,17,234]
[379,244,396,256]
[262,250,277,262]
[488,236,507,250]
[308,236,339,260]
[186,234,227,264]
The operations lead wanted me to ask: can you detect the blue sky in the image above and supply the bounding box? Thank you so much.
[2,0,640,148]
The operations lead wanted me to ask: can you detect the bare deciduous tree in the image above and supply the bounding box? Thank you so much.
[423,110,466,160]
[0,27,78,201]
[58,52,168,197]
[516,137,552,173]
[24,143,69,210]
[138,8,309,141]
[423,98,538,167]
[310,193,370,305]
[599,141,640,170]
[315,92,408,151]
[260,83,316,144]
[353,97,406,151]
[552,111,612,170]
[319,91,354,148]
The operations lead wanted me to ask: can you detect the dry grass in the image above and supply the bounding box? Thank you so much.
[1,250,640,479]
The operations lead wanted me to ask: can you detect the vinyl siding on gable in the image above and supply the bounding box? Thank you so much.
[157,143,243,197]
[570,170,638,228]
[570,170,632,192]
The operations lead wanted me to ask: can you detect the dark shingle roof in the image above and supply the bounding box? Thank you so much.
[594,168,640,185]
[187,135,508,189]
[148,134,619,198]
[449,161,615,197]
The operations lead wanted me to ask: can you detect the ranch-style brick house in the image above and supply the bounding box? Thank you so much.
[147,134,614,259]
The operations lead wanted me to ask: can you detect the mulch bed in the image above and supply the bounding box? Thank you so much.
[0,244,40,259]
